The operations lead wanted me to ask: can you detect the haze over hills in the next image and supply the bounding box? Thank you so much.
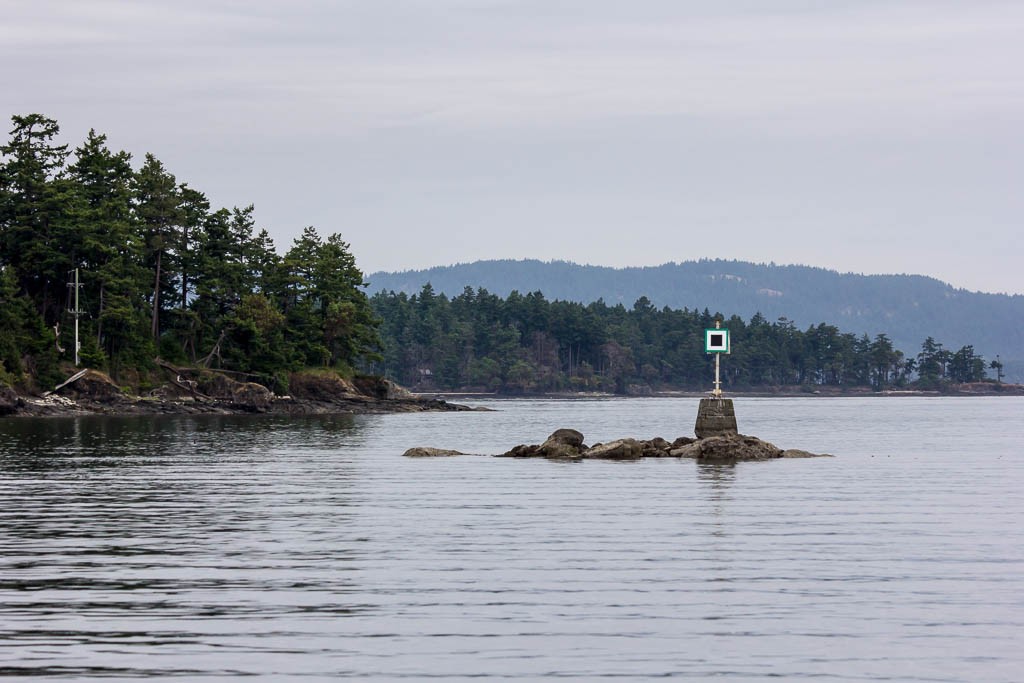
[367,259,1024,382]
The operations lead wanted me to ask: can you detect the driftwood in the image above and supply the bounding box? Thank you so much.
[154,358,263,380]
[43,368,89,397]
[154,359,213,401]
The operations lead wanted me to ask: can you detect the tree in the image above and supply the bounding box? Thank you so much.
[990,357,1004,383]
[133,154,180,341]
[947,345,986,383]
[65,129,150,368]
[0,113,73,324]
[916,337,948,387]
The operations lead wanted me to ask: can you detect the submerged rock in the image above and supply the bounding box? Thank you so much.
[781,448,833,458]
[403,447,466,457]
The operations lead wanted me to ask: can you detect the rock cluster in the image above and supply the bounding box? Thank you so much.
[404,429,831,461]
[503,429,829,461]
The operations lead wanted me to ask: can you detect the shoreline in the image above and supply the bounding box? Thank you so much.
[4,382,1020,420]
[1,390,478,419]
[419,383,1024,400]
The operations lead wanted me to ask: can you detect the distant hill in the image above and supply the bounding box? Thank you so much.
[367,259,1024,382]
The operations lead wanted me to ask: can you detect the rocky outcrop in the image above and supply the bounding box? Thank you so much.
[539,428,586,457]
[0,385,23,415]
[505,428,586,458]
[672,433,783,461]
[197,372,273,412]
[287,371,360,401]
[403,447,466,457]
[488,428,830,462]
[353,375,415,400]
[53,370,126,404]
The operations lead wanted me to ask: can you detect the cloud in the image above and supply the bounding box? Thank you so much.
[2,0,1022,293]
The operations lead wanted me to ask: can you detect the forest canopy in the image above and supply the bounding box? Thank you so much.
[0,114,379,391]
[368,287,991,394]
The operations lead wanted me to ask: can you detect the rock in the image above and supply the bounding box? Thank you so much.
[500,444,541,457]
[670,441,703,458]
[403,447,465,457]
[352,375,390,399]
[537,428,586,458]
[585,438,643,460]
[541,443,584,458]
[383,379,415,399]
[499,429,587,459]
[287,371,360,400]
[693,433,783,461]
[781,448,832,458]
[197,372,273,412]
[0,385,23,415]
[649,437,671,451]
[422,423,831,463]
[640,437,673,457]
[231,381,273,412]
[545,428,585,448]
[54,369,126,404]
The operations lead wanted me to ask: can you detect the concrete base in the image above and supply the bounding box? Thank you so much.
[695,398,738,438]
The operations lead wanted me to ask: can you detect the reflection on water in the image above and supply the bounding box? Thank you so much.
[1,398,1023,681]
[1,414,367,678]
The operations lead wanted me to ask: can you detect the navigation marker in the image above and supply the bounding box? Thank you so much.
[704,327,730,354]
[705,321,729,397]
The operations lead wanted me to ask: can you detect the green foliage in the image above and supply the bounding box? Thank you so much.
[367,259,1024,383]
[0,113,381,391]
[370,287,988,394]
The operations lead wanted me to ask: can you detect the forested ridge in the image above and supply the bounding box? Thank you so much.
[368,286,996,394]
[0,114,379,394]
[368,259,1024,382]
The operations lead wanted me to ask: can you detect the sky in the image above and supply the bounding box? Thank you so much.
[3,0,1022,294]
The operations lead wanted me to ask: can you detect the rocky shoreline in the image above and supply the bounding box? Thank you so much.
[0,368,474,418]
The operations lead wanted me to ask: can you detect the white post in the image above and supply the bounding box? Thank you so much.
[714,351,721,397]
[74,268,80,366]
[713,319,723,397]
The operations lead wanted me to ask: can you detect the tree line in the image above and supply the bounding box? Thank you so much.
[368,285,992,393]
[0,114,379,391]
[0,113,995,397]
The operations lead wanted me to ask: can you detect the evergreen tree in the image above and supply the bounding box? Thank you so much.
[133,154,182,342]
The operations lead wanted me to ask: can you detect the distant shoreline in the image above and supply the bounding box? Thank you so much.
[4,382,1019,420]
[419,383,1024,400]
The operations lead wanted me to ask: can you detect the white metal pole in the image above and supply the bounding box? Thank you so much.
[714,351,721,397]
[74,268,80,367]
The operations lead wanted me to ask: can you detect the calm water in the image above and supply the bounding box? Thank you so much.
[1,397,1022,681]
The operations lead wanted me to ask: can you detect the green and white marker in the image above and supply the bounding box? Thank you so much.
[705,321,730,396]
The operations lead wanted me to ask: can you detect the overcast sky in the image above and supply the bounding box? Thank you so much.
[3,0,1022,293]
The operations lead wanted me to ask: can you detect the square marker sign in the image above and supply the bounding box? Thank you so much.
[705,328,730,353]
